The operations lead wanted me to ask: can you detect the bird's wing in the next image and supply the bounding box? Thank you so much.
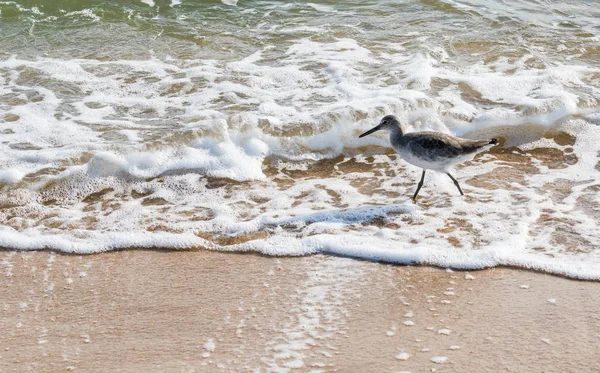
[406,133,462,160]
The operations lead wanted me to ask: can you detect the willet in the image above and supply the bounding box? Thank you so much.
[359,115,498,201]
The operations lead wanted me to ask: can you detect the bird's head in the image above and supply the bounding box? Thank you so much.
[359,115,403,138]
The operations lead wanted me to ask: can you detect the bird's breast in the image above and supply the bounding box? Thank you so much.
[393,145,452,172]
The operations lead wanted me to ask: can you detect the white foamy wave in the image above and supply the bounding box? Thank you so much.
[0,1,43,15]
[306,3,337,13]
[87,135,268,181]
[59,9,101,21]
[2,43,598,175]
[0,169,23,184]
[1,217,598,280]
[1,29,600,280]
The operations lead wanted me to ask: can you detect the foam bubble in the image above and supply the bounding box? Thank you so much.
[431,356,448,364]
[203,339,215,352]
[0,169,24,184]
[307,3,337,13]
[395,352,410,360]
[87,153,128,178]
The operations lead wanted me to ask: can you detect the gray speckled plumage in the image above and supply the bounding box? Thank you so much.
[359,115,498,201]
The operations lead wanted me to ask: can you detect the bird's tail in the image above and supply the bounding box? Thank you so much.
[462,138,499,154]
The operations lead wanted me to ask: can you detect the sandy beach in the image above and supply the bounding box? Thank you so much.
[1,250,598,372]
[2,1,600,372]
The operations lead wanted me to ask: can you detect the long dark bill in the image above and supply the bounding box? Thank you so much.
[358,125,382,138]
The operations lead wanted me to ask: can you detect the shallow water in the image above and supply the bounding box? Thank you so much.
[0,0,599,279]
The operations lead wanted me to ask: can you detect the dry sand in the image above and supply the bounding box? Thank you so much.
[0,250,599,372]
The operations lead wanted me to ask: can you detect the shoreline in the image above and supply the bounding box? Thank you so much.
[2,247,598,283]
[1,249,599,372]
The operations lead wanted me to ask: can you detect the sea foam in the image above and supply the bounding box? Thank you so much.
[1,5,599,281]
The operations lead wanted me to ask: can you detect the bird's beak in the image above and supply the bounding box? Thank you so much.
[359,124,382,138]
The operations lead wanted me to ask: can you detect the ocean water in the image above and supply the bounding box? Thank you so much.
[0,0,599,279]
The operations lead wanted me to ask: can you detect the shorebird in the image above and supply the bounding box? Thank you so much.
[359,115,498,201]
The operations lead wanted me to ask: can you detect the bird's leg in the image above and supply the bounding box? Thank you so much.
[446,173,464,196]
[412,170,426,201]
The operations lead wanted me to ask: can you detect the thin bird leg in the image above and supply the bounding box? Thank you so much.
[412,170,426,201]
[446,173,464,196]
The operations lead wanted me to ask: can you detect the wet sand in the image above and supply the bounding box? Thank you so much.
[0,250,599,372]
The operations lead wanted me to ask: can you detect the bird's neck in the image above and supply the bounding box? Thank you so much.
[389,123,405,137]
